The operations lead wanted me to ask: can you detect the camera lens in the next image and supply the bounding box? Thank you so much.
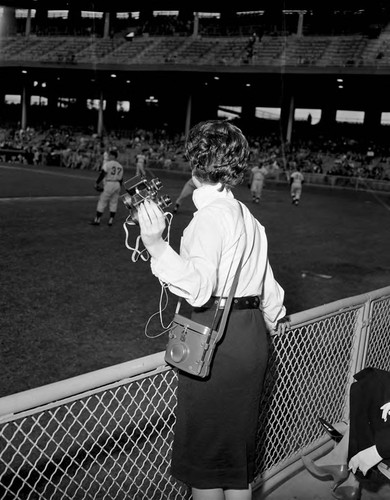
[157,195,171,209]
[151,178,162,190]
[121,193,132,209]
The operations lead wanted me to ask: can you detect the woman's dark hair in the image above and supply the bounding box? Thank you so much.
[184,120,249,189]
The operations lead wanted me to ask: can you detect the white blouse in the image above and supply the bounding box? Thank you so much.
[150,183,286,330]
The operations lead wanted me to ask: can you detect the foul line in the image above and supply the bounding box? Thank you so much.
[0,195,97,202]
[0,164,94,181]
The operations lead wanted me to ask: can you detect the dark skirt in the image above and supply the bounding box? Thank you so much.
[170,307,269,489]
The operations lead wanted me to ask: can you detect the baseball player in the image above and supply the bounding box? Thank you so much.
[290,166,305,206]
[249,164,268,203]
[173,177,197,213]
[90,149,124,226]
[135,150,147,176]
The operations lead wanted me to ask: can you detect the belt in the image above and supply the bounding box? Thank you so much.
[194,295,260,312]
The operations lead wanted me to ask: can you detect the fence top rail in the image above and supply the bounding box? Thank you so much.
[0,351,166,420]
[1,286,389,419]
[285,285,390,329]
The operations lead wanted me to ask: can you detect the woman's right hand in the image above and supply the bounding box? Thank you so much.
[137,199,167,258]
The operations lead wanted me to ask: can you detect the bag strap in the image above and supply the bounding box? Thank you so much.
[211,200,246,343]
[212,249,244,343]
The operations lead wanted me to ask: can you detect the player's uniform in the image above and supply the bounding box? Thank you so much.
[135,153,147,176]
[250,165,267,203]
[97,159,123,214]
[290,170,304,205]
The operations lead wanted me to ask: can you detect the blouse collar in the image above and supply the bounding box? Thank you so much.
[192,183,234,210]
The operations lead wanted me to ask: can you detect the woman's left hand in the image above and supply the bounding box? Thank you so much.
[138,200,167,258]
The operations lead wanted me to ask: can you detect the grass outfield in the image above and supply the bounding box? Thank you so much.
[1,163,390,398]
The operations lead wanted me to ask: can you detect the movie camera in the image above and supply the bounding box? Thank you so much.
[121,174,171,223]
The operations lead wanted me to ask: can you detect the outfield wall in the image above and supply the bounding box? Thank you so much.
[0,286,389,499]
[146,161,390,194]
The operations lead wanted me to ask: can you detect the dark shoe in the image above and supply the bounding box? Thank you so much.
[318,417,344,443]
[301,455,349,488]
[108,219,113,226]
[89,220,100,226]
[332,484,361,500]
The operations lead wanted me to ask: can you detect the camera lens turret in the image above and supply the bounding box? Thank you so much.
[151,178,163,190]
[157,195,172,209]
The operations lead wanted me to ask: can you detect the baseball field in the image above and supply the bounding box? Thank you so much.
[1,163,390,398]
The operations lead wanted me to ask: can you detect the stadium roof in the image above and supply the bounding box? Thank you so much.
[0,0,388,12]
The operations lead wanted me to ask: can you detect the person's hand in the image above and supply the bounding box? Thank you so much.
[137,200,167,258]
[381,402,390,422]
[349,445,382,475]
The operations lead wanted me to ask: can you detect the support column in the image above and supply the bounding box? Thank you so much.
[285,95,294,143]
[68,7,81,35]
[35,6,48,35]
[280,92,295,143]
[97,90,104,136]
[3,7,17,36]
[297,11,305,36]
[25,9,32,36]
[364,107,381,131]
[103,12,110,38]
[320,106,337,129]
[193,12,199,37]
[241,102,256,123]
[21,86,28,130]
[185,94,192,137]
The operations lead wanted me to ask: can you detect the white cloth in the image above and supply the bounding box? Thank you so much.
[150,183,286,330]
[349,445,382,476]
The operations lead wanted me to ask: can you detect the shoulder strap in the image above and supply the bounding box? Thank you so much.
[212,201,246,342]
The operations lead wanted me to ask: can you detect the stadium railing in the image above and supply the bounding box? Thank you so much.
[1,285,390,499]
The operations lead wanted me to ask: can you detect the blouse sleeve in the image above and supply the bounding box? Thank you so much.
[261,258,286,331]
[150,209,224,307]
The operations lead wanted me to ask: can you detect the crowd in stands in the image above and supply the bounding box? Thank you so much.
[1,124,390,183]
[0,125,187,172]
[13,7,390,39]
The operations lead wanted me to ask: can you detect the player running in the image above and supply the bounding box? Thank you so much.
[290,166,304,206]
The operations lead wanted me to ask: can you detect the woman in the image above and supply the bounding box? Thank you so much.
[302,367,390,500]
[138,120,286,500]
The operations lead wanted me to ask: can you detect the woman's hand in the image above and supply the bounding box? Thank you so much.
[137,200,167,258]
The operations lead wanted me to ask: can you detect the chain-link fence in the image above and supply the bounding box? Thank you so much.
[1,286,390,500]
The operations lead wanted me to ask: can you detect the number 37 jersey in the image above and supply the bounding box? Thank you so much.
[103,160,124,182]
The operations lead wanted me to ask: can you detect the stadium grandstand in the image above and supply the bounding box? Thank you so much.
[1,1,390,187]
[1,2,390,500]
[0,0,390,138]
